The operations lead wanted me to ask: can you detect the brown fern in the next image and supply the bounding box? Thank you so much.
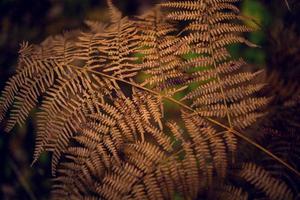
[0,0,298,199]
[240,162,294,200]
[161,0,268,131]
[136,6,188,91]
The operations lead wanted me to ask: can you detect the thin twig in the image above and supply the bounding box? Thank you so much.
[285,0,292,11]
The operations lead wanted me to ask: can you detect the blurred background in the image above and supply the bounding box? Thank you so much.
[0,0,299,199]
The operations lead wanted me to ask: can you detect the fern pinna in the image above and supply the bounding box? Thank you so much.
[0,0,299,199]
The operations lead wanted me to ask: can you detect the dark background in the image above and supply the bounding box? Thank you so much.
[0,0,299,199]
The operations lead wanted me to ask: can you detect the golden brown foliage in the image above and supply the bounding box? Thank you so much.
[0,0,298,199]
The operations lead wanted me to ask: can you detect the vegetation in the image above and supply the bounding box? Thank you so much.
[0,0,299,199]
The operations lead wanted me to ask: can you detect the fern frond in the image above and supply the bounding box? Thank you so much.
[106,0,122,23]
[136,6,188,90]
[181,112,228,178]
[5,60,56,132]
[32,68,114,170]
[47,96,90,174]
[51,119,124,199]
[50,90,166,197]
[50,99,235,199]
[2,1,299,199]
[1,8,143,173]
[0,56,48,122]
[40,32,78,64]
[161,0,267,129]
[94,112,233,200]
[240,162,294,200]
[75,32,107,67]
[214,184,248,200]
[94,17,141,79]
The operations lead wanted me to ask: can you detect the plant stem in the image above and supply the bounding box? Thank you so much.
[72,65,300,177]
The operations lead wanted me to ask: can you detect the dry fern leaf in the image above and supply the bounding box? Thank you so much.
[95,113,232,200]
[51,102,233,199]
[0,0,289,199]
[106,0,122,23]
[100,18,140,79]
[45,88,164,175]
[51,124,122,199]
[76,13,141,79]
[95,142,178,200]
[0,46,52,124]
[0,0,143,175]
[180,112,228,179]
[50,90,166,198]
[214,184,248,200]
[0,31,79,131]
[136,6,188,90]
[161,0,268,130]
[31,43,120,174]
[75,22,140,79]
[240,162,294,200]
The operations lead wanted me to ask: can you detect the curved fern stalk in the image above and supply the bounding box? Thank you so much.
[220,94,300,199]
[284,0,291,11]
[46,68,298,198]
[75,65,300,178]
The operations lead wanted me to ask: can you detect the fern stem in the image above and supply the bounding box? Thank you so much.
[73,65,300,177]
[285,0,291,11]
